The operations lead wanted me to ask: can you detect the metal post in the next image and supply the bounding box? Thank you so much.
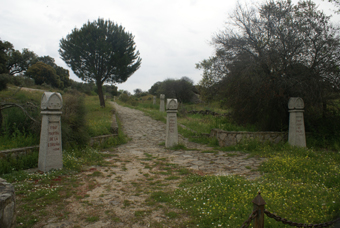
[252,192,266,228]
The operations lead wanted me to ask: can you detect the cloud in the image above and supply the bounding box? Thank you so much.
[1,0,338,93]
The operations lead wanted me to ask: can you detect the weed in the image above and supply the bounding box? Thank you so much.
[166,211,178,219]
[86,216,99,222]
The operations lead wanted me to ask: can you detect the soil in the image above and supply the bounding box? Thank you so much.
[25,102,265,228]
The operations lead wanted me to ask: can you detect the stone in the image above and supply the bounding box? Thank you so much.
[159,94,165,112]
[0,178,15,228]
[153,96,156,105]
[288,97,306,147]
[165,99,178,147]
[38,92,63,172]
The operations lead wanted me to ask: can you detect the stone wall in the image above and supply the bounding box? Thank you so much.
[0,146,39,158]
[0,178,15,228]
[210,128,288,147]
[0,112,119,156]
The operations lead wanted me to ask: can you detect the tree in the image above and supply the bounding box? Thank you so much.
[36,55,71,88]
[148,81,162,95]
[134,88,143,96]
[6,46,38,75]
[0,40,8,74]
[158,77,196,103]
[59,18,142,107]
[26,62,61,88]
[198,0,340,130]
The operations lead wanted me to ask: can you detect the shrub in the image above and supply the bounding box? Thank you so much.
[61,91,90,149]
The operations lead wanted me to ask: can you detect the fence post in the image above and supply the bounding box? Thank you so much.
[252,192,266,228]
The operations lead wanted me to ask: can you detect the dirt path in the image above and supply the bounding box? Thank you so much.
[42,102,265,228]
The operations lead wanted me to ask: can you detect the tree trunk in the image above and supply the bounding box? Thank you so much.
[97,82,105,107]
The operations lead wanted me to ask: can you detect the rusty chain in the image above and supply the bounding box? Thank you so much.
[264,209,340,227]
[240,209,258,228]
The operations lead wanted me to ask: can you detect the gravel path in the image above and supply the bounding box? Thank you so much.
[42,102,265,228]
[113,102,265,179]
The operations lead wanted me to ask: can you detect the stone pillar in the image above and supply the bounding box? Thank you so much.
[159,94,165,112]
[38,92,63,172]
[165,99,178,148]
[288,97,306,147]
[153,96,156,105]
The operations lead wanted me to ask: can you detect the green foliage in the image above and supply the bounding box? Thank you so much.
[61,92,90,149]
[173,144,340,227]
[26,62,62,88]
[158,77,196,103]
[0,73,9,91]
[6,45,38,75]
[0,40,8,74]
[0,151,38,175]
[198,0,340,131]
[148,81,162,95]
[85,96,113,137]
[59,18,142,107]
[0,128,39,150]
[1,90,41,140]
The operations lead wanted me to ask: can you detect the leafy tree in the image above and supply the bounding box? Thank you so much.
[158,77,196,103]
[134,88,142,96]
[35,55,71,88]
[148,81,162,95]
[26,62,61,88]
[59,18,142,107]
[0,40,8,74]
[5,44,38,75]
[197,0,340,130]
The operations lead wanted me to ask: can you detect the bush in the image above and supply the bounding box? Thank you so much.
[61,91,90,149]
[0,151,39,175]
[119,93,129,102]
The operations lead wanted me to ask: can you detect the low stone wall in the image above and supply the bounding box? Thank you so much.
[0,146,39,158]
[210,128,288,147]
[0,178,15,228]
[0,112,119,156]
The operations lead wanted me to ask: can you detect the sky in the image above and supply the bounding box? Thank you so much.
[1,0,339,94]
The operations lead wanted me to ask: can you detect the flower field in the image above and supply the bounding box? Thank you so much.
[172,145,340,227]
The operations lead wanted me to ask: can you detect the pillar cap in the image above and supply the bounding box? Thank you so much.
[252,192,266,206]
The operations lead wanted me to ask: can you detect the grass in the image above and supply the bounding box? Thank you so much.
[0,96,128,227]
[0,87,42,150]
[85,96,114,137]
[172,143,340,227]
[117,96,340,227]
[0,150,39,175]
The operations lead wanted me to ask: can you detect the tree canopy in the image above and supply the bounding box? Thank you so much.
[26,62,62,88]
[150,77,197,103]
[197,0,340,131]
[59,18,142,107]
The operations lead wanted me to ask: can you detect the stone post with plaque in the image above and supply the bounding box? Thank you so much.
[153,96,156,105]
[160,94,165,112]
[165,99,178,148]
[38,92,63,172]
[288,97,306,147]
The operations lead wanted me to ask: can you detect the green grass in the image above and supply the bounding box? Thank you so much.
[0,129,40,150]
[85,96,114,137]
[172,143,340,227]
[0,150,39,175]
[113,95,340,226]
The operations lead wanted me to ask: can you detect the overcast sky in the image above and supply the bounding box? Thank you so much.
[1,0,339,93]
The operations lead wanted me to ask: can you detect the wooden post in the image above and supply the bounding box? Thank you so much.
[252,192,266,228]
